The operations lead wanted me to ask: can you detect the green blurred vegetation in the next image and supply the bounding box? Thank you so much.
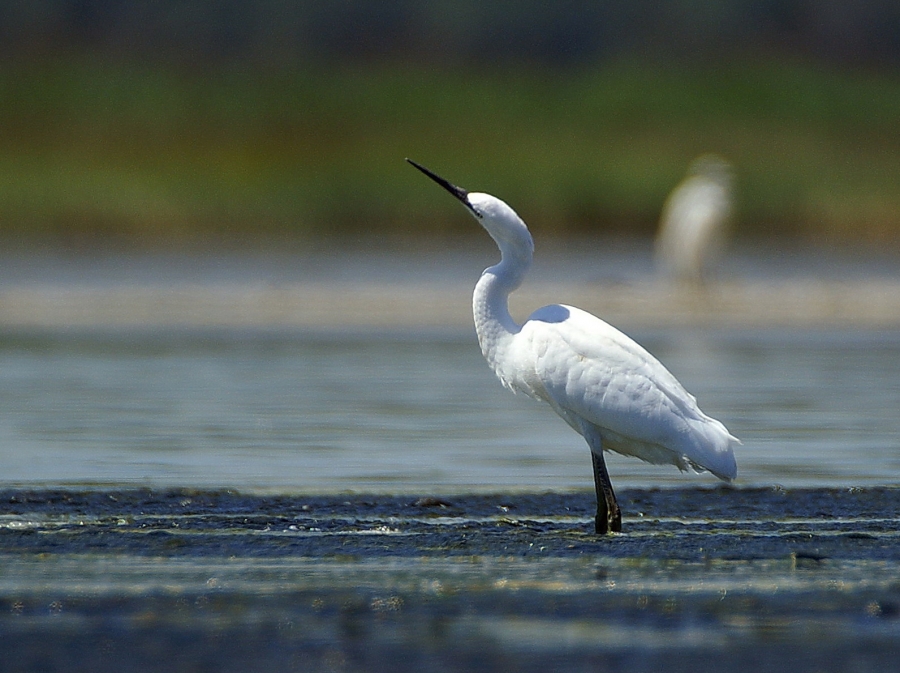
[1,57,899,247]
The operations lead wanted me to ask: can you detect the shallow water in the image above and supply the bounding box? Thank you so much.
[3,241,900,672]
[1,243,900,492]
[0,326,898,492]
[1,488,898,672]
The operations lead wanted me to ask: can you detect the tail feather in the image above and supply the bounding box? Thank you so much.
[685,416,739,481]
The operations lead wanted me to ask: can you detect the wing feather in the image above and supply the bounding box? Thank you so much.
[513,304,737,479]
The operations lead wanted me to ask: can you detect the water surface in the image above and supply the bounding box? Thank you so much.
[0,326,897,491]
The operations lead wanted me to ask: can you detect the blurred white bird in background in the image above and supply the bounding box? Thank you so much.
[408,159,739,534]
[655,154,734,285]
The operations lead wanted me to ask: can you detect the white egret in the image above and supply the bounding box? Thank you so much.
[408,159,739,534]
[655,154,733,284]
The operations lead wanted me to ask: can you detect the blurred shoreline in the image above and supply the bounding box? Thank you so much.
[2,244,900,331]
[3,278,900,330]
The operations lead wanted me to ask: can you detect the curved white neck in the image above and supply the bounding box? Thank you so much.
[472,248,530,377]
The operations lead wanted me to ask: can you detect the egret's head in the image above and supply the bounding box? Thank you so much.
[407,159,533,260]
[465,191,534,258]
[687,154,733,187]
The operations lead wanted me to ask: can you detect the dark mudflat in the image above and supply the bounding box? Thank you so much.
[1,487,898,672]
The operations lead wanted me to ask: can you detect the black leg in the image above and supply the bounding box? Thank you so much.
[591,450,621,534]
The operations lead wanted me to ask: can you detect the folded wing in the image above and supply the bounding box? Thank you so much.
[514,304,738,480]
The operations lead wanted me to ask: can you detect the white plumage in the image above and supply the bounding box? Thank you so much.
[656,154,733,284]
[507,304,738,480]
[409,160,739,533]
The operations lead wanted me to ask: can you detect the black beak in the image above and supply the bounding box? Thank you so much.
[406,158,480,217]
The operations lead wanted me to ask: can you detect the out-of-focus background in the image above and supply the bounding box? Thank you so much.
[4,10,900,668]
[2,1,900,493]
[1,0,899,248]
